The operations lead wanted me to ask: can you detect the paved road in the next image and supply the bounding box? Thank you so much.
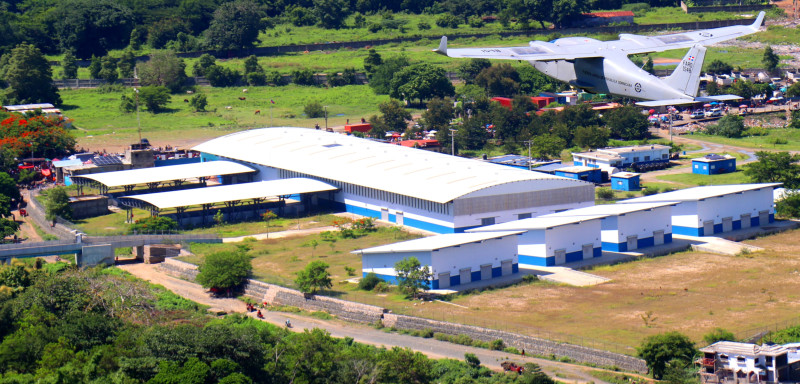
[119,263,652,384]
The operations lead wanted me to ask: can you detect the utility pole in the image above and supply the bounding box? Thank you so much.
[324,106,328,131]
[449,128,457,156]
[135,88,142,144]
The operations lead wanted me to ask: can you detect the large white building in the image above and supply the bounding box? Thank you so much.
[468,216,604,267]
[621,184,780,237]
[572,144,671,171]
[539,202,676,252]
[355,231,522,289]
[193,127,594,233]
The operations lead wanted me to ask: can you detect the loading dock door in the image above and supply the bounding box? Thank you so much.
[582,244,593,260]
[501,260,512,276]
[626,236,638,251]
[480,264,492,281]
[395,211,404,226]
[758,210,769,227]
[381,208,389,221]
[554,249,566,265]
[438,272,450,289]
[460,268,472,284]
[740,213,751,229]
[703,220,714,236]
[722,217,733,232]
[653,230,665,246]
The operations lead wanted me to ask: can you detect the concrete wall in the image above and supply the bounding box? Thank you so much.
[517,220,602,266]
[673,188,775,236]
[78,244,114,267]
[69,195,109,219]
[603,207,672,246]
[160,258,646,371]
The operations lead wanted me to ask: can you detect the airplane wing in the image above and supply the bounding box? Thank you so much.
[434,11,764,61]
[636,94,742,107]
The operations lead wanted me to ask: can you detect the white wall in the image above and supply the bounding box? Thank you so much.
[517,220,601,257]
[460,178,590,198]
[606,147,669,163]
[453,200,594,228]
[429,236,518,276]
[610,207,672,242]
[697,188,774,225]
[361,251,432,272]
[671,200,701,228]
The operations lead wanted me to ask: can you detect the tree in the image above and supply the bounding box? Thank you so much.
[369,100,412,138]
[363,49,383,77]
[304,101,325,118]
[777,192,800,219]
[99,56,118,83]
[744,151,800,189]
[573,125,609,148]
[638,332,696,380]
[196,250,252,291]
[61,51,78,79]
[295,261,332,294]
[189,93,207,112]
[791,109,800,129]
[51,0,135,58]
[786,82,800,98]
[261,210,277,238]
[88,55,102,79]
[44,187,71,225]
[533,133,566,159]
[118,49,136,78]
[314,0,350,29]
[421,97,454,131]
[136,86,171,112]
[243,55,263,77]
[0,217,19,242]
[136,50,187,92]
[643,56,654,74]
[389,64,455,105]
[0,172,21,203]
[475,64,520,97]
[603,105,649,140]
[204,0,266,51]
[2,44,61,105]
[707,59,732,75]
[369,56,410,95]
[762,45,780,74]
[703,328,736,345]
[518,65,562,94]
[457,59,492,85]
[394,257,432,298]
[205,65,242,87]
[193,54,217,77]
[705,114,744,138]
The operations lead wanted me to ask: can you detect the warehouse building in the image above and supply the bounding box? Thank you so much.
[572,144,671,172]
[355,231,522,289]
[620,184,780,236]
[468,216,604,267]
[540,202,676,252]
[192,127,595,233]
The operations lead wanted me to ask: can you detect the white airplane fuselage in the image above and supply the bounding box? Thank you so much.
[531,52,689,101]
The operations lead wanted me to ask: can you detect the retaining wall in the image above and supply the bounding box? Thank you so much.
[159,258,646,372]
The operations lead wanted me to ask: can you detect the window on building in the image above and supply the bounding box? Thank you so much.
[662,154,668,159]
[644,155,651,161]
[518,213,532,220]
[711,165,716,169]
[617,181,623,185]
[481,217,495,226]
[737,356,746,365]
[633,157,640,162]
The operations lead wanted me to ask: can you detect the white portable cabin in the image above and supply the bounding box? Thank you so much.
[619,184,780,237]
[467,215,604,267]
[354,231,522,290]
[193,128,594,234]
[539,202,676,252]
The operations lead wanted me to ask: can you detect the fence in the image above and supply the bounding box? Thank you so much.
[27,190,80,240]
[735,316,800,344]
[680,0,773,13]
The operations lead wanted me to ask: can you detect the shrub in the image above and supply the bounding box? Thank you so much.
[643,187,659,196]
[372,281,390,292]
[417,21,431,30]
[771,137,788,145]
[435,14,460,28]
[467,15,484,28]
[522,274,539,284]
[246,71,267,86]
[292,68,316,86]
[205,65,241,87]
[489,339,505,350]
[596,187,615,200]
[358,272,383,291]
[129,216,178,234]
[304,101,325,118]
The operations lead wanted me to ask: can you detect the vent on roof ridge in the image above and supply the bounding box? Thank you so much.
[322,143,342,148]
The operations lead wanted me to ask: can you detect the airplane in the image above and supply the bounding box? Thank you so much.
[434,12,765,107]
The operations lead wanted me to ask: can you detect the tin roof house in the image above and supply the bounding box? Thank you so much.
[699,341,800,383]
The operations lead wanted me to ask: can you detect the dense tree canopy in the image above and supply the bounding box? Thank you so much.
[196,250,252,291]
[204,0,267,51]
[1,44,61,105]
[744,151,800,189]
[638,332,696,380]
[51,0,135,58]
[389,63,455,105]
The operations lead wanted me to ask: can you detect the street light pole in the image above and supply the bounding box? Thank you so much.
[449,128,457,156]
[525,140,533,170]
[135,88,142,144]
[324,106,328,131]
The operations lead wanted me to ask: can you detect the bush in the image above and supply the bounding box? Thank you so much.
[777,192,800,219]
[358,272,384,291]
[292,69,316,86]
[189,93,207,112]
[467,16,484,28]
[137,86,171,112]
[304,101,325,118]
[522,274,539,284]
[246,72,267,86]
[489,339,505,350]
[372,281,390,292]
[129,216,177,234]
[596,187,615,200]
[771,137,788,145]
[205,65,241,87]
[417,21,431,30]
[643,187,659,196]
[746,127,768,136]
[435,14,460,28]
[266,71,286,85]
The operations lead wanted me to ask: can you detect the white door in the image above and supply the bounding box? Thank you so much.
[395,211,404,226]
[380,208,389,221]
[703,220,714,236]
[459,268,472,285]
[740,213,751,229]
[722,217,733,232]
[554,249,566,265]
[759,210,769,227]
[653,230,665,246]
[626,235,638,251]
[582,244,593,260]
[438,272,450,289]
[480,264,492,280]
[501,260,512,276]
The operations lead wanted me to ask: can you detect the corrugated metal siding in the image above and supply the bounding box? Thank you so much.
[453,185,594,216]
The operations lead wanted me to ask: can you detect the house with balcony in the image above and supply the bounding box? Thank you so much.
[699,341,800,384]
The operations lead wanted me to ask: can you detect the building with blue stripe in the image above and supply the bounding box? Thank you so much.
[620,184,780,237]
[355,231,522,290]
[467,216,604,267]
[192,128,595,234]
[692,154,736,175]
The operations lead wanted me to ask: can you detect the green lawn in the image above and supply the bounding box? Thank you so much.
[656,167,751,187]
[633,7,746,24]
[690,129,800,151]
[741,25,800,45]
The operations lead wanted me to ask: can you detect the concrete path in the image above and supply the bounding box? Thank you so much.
[118,262,638,384]
[529,266,611,286]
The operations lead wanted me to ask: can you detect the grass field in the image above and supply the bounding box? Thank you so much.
[690,129,800,151]
[742,25,800,45]
[656,167,751,187]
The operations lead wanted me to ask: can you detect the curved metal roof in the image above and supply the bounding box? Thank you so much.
[620,183,781,203]
[120,178,337,209]
[353,231,523,254]
[193,127,587,204]
[71,160,256,188]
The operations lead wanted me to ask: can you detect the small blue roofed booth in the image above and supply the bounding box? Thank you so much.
[692,154,736,175]
[554,166,602,184]
[611,172,640,191]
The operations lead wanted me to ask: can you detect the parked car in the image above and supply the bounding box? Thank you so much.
[690,110,705,119]
[704,108,722,118]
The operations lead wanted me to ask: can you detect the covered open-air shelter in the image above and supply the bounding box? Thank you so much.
[117,178,339,226]
[70,160,257,194]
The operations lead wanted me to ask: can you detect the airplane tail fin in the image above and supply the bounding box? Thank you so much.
[663,45,707,97]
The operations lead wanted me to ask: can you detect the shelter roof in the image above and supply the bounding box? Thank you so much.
[620,183,781,203]
[467,215,605,232]
[352,231,523,254]
[611,172,639,178]
[555,166,598,173]
[120,178,336,209]
[71,161,256,188]
[192,128,587,204]
[540,202,677,218]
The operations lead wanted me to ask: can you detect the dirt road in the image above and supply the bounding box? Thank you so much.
[119,262,648,384]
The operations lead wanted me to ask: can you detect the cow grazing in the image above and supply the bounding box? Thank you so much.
[183,99,189,102]
[238,97,246,101]
[254,110,261,115]
[225,106,233,110]
[242,89,248,93]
